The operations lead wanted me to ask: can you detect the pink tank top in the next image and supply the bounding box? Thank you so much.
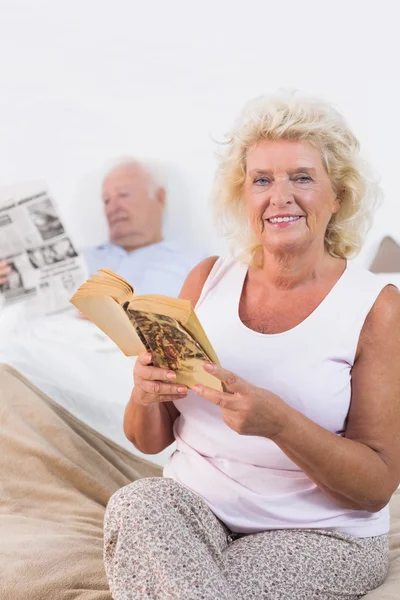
[164,257,391,537]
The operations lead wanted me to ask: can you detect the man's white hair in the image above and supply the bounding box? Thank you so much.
[103,157,166,198]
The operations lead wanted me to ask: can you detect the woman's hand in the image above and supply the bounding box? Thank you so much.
[132,352,188,406]
[124,352,185,454]
[0,261,11,286]
[193,363,288,439]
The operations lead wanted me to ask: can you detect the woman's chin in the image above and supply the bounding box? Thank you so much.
[261,231,308,254]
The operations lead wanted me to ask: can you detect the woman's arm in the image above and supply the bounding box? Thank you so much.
[123,256,219,454]
[179,256,219,304]
[195,284,400,512]
[272,284,400,512]
[123,353,182,454]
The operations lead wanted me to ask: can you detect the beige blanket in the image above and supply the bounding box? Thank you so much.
[1,363,400,599]
[0,364,161,600]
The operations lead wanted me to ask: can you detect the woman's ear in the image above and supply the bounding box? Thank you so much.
[332,188,344,214]
[332,198,341,214]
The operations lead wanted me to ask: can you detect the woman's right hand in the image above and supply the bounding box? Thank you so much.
[132,352,188,405]
[0,261,11,286]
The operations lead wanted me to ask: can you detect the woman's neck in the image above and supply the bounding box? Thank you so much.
[255,247,345,291]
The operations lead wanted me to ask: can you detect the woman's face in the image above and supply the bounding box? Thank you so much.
[243,139,340,255]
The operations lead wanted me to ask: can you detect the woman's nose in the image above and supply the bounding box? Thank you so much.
[269,180,294,206]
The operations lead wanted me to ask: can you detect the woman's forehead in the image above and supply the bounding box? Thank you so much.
[246,139,323,171]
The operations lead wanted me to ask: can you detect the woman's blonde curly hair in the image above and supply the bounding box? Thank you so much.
[211,92,381,264]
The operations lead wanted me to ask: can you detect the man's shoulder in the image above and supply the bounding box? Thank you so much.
[158,240,207,259]
[82,240,206,275]
[82,241,112,254]
[156,240,207,269]
[81,242,123,262]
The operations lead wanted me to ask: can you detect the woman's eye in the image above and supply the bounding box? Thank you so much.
[254,177,270,185]
[293,175,312,183]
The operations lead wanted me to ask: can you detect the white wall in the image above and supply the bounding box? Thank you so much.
[1,0,399,265]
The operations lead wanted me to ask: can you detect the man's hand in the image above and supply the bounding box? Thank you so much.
[0,261,11,286]
[192,363,289,439]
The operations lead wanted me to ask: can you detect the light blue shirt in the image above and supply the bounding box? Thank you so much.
[82,241,207,298]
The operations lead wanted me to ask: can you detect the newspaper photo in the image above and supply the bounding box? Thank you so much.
[0,182,87,315]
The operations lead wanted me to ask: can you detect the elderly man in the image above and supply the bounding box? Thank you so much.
[0,160,205,299]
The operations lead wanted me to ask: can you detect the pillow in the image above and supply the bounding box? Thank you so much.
[369,237,400,273]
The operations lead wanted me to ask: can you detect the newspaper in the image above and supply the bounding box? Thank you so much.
[0,182,87,315]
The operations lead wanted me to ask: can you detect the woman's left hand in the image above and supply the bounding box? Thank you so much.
[192,363,289,439]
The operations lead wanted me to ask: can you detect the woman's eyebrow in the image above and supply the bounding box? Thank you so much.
[248,167,317,176]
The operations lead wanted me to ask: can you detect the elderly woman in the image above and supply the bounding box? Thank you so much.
[104,94,400,600]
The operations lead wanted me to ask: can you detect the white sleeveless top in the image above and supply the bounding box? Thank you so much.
[164,257,391,537]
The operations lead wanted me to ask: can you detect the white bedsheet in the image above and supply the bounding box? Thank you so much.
[0,304,173,466]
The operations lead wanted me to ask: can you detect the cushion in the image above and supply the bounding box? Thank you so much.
[369,237,400,273]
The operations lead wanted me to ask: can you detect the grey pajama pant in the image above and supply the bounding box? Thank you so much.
[104,477,388,600]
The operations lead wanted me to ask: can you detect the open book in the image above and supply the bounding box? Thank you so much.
[70,268,221,390]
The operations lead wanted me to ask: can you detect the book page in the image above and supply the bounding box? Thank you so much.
[125,308,221,389]
[126,308,211,367]
[72,295,145,356]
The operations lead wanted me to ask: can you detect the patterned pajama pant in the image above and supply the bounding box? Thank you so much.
[104,477,388,600]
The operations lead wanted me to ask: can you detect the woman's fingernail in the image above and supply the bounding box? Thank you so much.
[145,353,152,361]
[167,372,176,380]
[193,385,201,393]
[203,363,215,372]
[177,386,186,393]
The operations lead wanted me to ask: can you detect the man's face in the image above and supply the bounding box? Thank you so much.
[102,165,165,251]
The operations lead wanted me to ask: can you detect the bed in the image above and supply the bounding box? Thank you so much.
[1,237,400,599]
[2,357,400,599]
[0,364,161,600]
[0,306,169,600]
[0,304,173,466]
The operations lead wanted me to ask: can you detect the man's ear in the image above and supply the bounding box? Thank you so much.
[156,187,166,208]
